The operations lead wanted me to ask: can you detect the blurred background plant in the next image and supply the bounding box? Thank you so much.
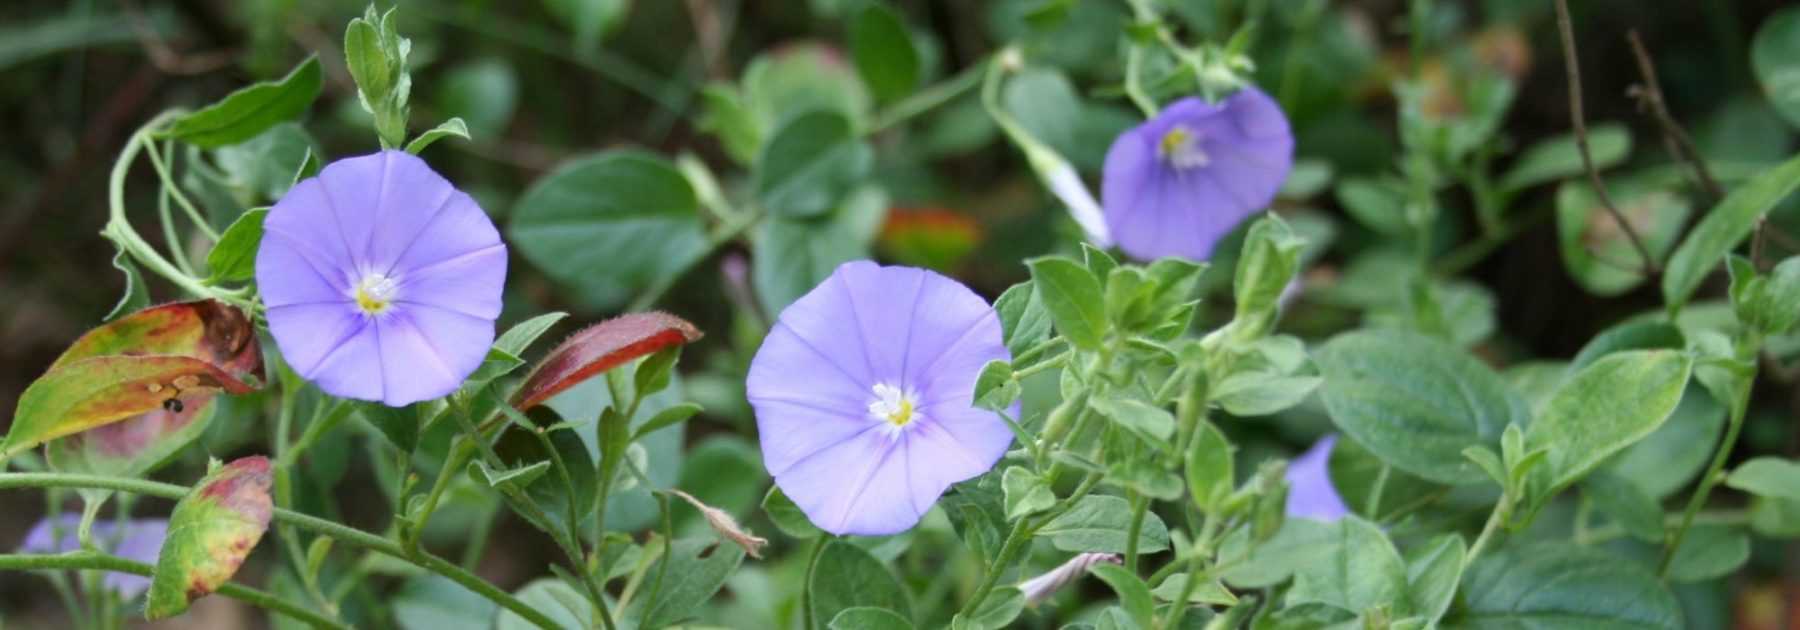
[5,0,1800,628]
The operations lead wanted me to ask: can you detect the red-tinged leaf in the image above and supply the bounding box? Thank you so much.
[47,388,217,479]
[3,356,255,459]
[147,456,274,619]
[52,299,262,382]
[510,312,703,410]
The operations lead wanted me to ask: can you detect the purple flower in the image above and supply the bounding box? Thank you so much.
[19,514,168,598]
[257,150,506,406]
[1102,87,1293,261]
[1285,434,1349,522]
[747,261,1013,536]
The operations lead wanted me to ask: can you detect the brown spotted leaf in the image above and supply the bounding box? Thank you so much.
[510,312,702,410]
[146,456,274,620]
[4,300,261,461]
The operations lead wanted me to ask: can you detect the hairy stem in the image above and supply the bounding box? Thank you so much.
[1661,371,1755,576]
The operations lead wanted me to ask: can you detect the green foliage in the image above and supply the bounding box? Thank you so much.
[161,57,322,148]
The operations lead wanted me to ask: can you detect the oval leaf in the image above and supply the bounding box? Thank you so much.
[1316,329,1528,484]
[809,540,912,630]
[160,57,323,148]
[755,110,874,218]
[511,312,703,410]
[1447,544,1680,629]
[1662,152,1800,309]
[146,456,274,619]
[1525,349,1692,493]
[6,356,256,459]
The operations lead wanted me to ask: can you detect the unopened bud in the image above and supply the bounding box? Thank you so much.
[1018,553,1120,605]
[671,489,768,559]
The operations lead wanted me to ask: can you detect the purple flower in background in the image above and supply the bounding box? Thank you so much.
[748,261,1013,536]
[1285,434,1349,522]
[258,150,506,406]
[1102,87,1293,261]
[19,514,168,598]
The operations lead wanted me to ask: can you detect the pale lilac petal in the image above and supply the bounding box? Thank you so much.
[265,302,365,378]
[1101,87,1294,262]
[305,324,385,402]
[18,515,166,598]
[104,519,167,598]
[1285,434,1349,522]
[257,150,506,407]
[748,261,1013,536]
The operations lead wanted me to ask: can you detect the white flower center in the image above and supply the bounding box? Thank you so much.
[1158,125,1210,169]
[867,383,922,429]
[353,273,399,315]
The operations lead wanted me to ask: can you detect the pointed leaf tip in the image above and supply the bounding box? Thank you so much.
[146,456,274,619]
[510,311,702,410]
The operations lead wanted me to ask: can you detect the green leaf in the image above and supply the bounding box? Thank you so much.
[489,407,597,535]
[1665,524,1749,583]
[495,578,592,630]
[1752,7,1800,129]
[744,43,872,130]
[1605,383,1724,498]
[762,486,823,539]
[1732,255,1800,335]
[1662,152,1800,309]
[1497,123,1632,193]
[404,117,470,154]
[1447,544,1680,629]
[1570,320,1685,372]
[1089,396,1175,444]
[1185,420,1233,513]
[509,150,710,311]
[624,538,747,628]
[1150,574,1237,606]
[146,457,274,619]
[1229,214,1305,339]
[1728,456,1800,502]
[358,401,422,454]
[1039,495,1170,554]
[205,208,267,282]
[104,249,149,321]
[831,607,914,630]
[994,281,1053,357]
[849,4,920,103]
[808,540,912,630]
[1315,329,1528,484]
[1287,517,1407,615]
[960,587,1025,630]
[1525,350,1692,493]
[1581,471,1665,542]
[1002,466,1055,519]
[494,312,569,357]
[1090,564,1156,630]
[752,187,888,315]
[1028,257,1107,350]
[212,122,318,202]
[391,575,497,630]
[7,355,259,459]
[434,58,517,137]
[633,402,703,442]
[1334,177,1410,235]
[542,0,630,50]
[1402,534,1465,623]
[755,110,874,218]
[972,360,1020,412]
[699,84,763,164]
[161,56,323,148]
[1212,373,1321,417]
[1218,517,1335,588]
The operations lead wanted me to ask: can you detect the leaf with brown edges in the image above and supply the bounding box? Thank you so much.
[146,456,274,619]
[510,312,702,410]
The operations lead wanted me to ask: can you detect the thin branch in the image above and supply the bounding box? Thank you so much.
[1625,30,1724,201]
[1554,0,1657,272]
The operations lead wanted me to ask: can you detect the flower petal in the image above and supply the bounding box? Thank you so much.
[776,429,919,536]
[265,302,365,379]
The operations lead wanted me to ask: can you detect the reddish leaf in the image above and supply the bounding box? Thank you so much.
[4,300,261,462]
[52,299,262,381]
[146,456,274,619]
[511,312,703,410]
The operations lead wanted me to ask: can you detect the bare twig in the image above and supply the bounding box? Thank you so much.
[1626,30,1724,200]
[124,0,234,75]
[1554,0,1657,272]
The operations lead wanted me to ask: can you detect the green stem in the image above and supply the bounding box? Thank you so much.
[958,519,1032,619]
[0,472,562,630]
[1463,493,1513,571]
[0,552,347,629]
[1364,464,1390,518]
[407,438,479,554]
[1123,491,1149,572]
[140,136,220,241]
[1660,370,1754,576]
[1123,44,1158,118]
[867,59,987,134]
[104,113,250,310]
[152,141,198,278]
